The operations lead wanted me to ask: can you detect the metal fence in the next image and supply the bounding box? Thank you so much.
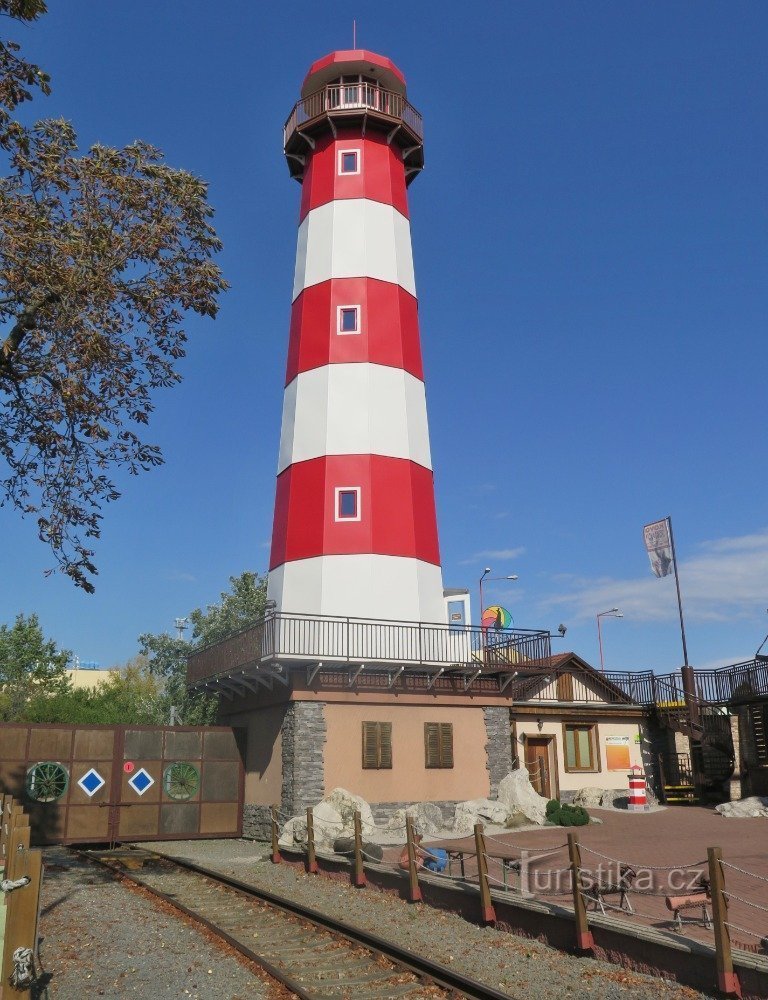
[603,660,768,709]
[284,83,423,148]
[187,613,552,686]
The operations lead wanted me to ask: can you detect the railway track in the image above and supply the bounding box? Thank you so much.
[82,847,516,1000]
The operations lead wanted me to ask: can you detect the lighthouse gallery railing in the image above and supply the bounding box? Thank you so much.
[284,83,423,148]
[187,612,551,686]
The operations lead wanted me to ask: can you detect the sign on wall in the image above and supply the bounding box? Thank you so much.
[605,735,631,771]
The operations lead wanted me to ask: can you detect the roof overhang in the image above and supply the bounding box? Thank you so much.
[302,49,407,98]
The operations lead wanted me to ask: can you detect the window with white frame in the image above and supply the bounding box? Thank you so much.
[337,305,360,335]
[335,486,361,521]
[338,148,360,175]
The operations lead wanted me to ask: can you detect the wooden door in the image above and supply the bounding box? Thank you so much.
[525,737,553,799]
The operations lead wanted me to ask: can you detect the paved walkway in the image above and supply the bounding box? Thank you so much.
[417,807,768,953]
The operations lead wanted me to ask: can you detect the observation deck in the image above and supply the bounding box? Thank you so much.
[284,82,425,184]
[187,612,553,698]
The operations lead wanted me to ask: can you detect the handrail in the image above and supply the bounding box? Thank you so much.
[284,83,423,147]
[187,611,551,686]
[603,660,768,710]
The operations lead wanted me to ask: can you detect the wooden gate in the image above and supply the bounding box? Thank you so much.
[0,724,244,845]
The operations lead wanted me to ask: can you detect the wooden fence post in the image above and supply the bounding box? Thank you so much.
[0,795,14,869]
[708,847,741,998]
[270,805,281,864]
[568,833,594,952]
[352,810,366,888]
[2,836,42,994]
[473,823,496,924]
[405,815,422,903]
[306,807,318,874]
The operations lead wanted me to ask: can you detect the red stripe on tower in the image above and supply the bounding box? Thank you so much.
[299,130,409,221]
[270,50,444,624]
[286,279,423,383]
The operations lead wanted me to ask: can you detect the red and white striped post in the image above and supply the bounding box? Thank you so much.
[627,765,648,812]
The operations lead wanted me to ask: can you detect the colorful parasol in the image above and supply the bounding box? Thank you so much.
[481,605,512,630]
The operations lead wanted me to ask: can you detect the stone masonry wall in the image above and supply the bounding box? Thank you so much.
[280,700,326,817]
[242,804,273,841]
[368,801,458,827]
[483,706,513,798]
[729,713,743,801]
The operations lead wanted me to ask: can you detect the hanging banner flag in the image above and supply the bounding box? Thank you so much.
[643,518,674,577]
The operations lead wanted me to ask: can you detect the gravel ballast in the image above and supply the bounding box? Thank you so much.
[138,839,712,1000]
[38,848,274,999]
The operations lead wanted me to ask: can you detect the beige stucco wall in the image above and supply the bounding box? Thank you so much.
[222,704,285,805]
[66,667,116,690]
[515,716,644,794]
[323,702,490,803]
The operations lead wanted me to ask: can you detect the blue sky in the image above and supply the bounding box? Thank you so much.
[1,1,767,674]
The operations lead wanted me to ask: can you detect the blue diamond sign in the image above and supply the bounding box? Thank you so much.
[78,768,105,798]
[128,767,154,796]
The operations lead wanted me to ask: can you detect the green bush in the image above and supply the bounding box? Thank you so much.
[543,800,589,827]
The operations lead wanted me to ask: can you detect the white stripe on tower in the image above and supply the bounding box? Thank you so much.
[268,50,444,624]
[277,365,432,474]
[292,200,416,300]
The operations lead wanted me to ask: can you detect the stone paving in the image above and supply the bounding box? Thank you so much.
[417,806,768,954]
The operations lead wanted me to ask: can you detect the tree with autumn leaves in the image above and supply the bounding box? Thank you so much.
[0,1,227,591]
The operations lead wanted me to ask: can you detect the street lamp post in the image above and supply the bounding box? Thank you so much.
[479,569,519,628]
[596,607,623,672]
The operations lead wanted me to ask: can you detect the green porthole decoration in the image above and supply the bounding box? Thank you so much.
[163,761,200,801]
[26,761,69,802]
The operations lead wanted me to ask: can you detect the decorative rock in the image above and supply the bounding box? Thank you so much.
[496,767,549,826]
[715,796,768,818]
[386,801,444,837]
[278,816,307,848]
[573,787,606,808]
[452,798,510,836]
[278,787,377,849]
[323,787,377,837]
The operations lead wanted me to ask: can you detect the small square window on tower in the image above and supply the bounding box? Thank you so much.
[335,486,361,521]
[338,149,360,175]
[337,305,360,335]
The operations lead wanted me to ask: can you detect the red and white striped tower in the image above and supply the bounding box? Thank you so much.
[268,50,444,623]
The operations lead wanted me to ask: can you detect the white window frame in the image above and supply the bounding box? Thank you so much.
[335,486,361,522]
[337,148,361,176]
[336,304,361,336]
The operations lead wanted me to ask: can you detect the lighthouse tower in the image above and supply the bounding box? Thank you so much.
[268,50,444,624]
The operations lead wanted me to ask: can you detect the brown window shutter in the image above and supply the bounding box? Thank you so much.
[439,723,454,768]
[425,723,453,768]
[362,722,392,769]
[424,722,440,768]
[379,722,392,769]
[362,722,378,769]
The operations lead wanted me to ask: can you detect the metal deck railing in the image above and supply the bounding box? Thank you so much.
[284,83,423,149]
[187,612,552,687]
[603,659,768,708]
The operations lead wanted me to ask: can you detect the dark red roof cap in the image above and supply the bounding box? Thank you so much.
[301,50,407,97]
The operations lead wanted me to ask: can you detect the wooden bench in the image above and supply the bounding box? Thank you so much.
[665,875,711,931]
[582,864,637,915]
